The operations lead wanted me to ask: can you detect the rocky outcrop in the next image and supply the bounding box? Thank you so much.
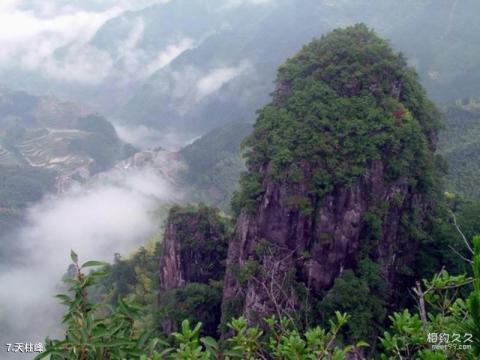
[221,25,439,327]
[158,205,231,335]
[159,205,230,291]
[222,160,432,322]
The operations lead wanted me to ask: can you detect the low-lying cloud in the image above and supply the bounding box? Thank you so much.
[0,166,178,358]
[197,63,250,98]
[141,38,195,78]
[0,0,190,85]
[114,123,196,151]
[0,5,122,71]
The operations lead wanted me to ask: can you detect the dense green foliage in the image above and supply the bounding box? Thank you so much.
[37,253,364,359]
[98,240,225,340]
[414,194,480,281]
[165,205,231,277]
[234,24,439,213]
[37,252,166,360]
[156,205,231,337]
[39,233,480,359]
[98,244,161,332]
[158,282,224,338]
[380,271,473,359]
[317,266,387,345]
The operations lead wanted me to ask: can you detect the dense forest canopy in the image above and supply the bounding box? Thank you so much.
[235,24,439,212]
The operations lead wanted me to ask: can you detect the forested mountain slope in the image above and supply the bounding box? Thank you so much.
[178,121,251,210]
[98,0,480,133]
[439,100,480,200]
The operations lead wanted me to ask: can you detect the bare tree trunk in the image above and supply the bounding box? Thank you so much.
[413,281,428,329]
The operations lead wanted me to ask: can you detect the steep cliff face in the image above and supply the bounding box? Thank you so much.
[158,205,231,335]
[157,205,231,336]
[222,25,440,328]
[159,205,230,291]
[224,161,430,320]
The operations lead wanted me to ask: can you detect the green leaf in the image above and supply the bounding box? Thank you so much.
[33,348,66,360]
[99,340,135,348]
[356,340,370,348]
[70,250,78,263]
[137,330,152,348]
[81,260,107,269]
[201,336,218,350]
[88,271,109,278]
[54,294,71,303]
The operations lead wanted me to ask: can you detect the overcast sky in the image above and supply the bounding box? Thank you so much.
[0,1,167,80]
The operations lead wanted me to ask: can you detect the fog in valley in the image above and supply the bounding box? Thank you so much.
[0,166,178,357]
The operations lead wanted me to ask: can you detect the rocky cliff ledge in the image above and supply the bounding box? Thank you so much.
[160,205,230,290]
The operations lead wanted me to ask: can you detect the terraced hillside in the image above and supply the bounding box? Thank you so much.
[16,128,93,172]
[0,87,136,257]
[0,143,19,166]
[0,88,134,177]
